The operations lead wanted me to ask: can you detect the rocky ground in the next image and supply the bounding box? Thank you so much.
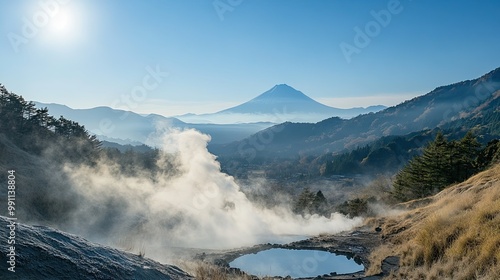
[196,226,399,280]
[0,216,193,280]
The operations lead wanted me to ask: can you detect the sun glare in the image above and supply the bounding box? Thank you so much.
[34,2,85,50]
[48,8,73,34]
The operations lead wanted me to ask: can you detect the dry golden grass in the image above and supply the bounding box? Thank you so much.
[368,164,500,280]
[194,263,237,280]
[177,260,242,280]
[177,260,278,280]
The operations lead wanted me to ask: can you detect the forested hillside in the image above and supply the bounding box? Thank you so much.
[0,84,101,162]
[0,85,168,225]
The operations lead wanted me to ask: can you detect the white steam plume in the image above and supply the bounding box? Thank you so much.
[62,129,362,261]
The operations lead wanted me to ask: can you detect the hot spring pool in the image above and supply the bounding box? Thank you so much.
[229,248,364,278]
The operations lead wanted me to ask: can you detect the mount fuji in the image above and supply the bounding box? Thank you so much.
[177,84,386,124]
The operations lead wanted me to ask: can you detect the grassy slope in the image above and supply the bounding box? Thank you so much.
[369,164,500,280]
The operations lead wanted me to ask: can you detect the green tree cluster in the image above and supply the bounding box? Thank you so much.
[337,198,369,217]
[293,189,328,216]
[0,84,101,162]
[477,139,500,169]
[393,131,494,201]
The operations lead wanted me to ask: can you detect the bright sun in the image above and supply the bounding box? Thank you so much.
[49,9,73,34]
[46,7,75,38]
[38,3,84,49]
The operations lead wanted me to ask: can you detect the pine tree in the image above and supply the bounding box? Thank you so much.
[419,131,451,192]
[393,156,427,200]
[1,85,101,161]
[393,132,451,200]
[293,188,315,214]
[393,131,487,202]
[477,140,500,169]
[456,131,481,180]
[293,189,329,215]
[312,190,328,215]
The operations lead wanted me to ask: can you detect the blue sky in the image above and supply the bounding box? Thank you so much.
[1,0,500,115]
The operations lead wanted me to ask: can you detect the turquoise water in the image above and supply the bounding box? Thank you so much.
[229,248,364,278]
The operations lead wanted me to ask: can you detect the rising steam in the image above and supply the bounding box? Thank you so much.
[61,129,362,262]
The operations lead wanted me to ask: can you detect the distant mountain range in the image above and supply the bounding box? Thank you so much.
[176,84,386,124]
[33,102,274,145]
[35,84,386,145]
[211,67,500,164]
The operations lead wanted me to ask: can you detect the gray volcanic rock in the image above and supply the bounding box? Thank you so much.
[0,216,193,280]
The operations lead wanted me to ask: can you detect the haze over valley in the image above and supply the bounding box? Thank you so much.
[34,84,386,146]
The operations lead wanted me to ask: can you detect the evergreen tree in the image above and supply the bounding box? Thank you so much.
[393,156,427,200]
[1,85,101,161]
[477,140,500,169]
[456,131,481,180]
[312,190,328,215]
[393,133,450,200]
[393,131,485,201]
[293,189,329,216]
[337,198,368,217]
[293,188,315,214]
[419,131,451,192]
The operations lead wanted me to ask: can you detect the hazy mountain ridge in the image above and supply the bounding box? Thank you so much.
[211,67,500,162]
[303,106,500,179]
[34,102,274,145]
[35,84,387,145]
